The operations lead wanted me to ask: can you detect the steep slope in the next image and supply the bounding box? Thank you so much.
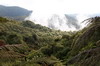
[66,17,100,66]
[0,5,32,20]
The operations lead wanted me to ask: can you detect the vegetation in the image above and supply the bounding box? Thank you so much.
[0,16,100,66]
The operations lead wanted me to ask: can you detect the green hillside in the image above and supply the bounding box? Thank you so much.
[0,16,100,66]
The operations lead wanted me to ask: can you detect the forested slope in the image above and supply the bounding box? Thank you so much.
[0,16,100,66]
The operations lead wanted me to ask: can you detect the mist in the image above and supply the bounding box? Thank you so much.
[25,13,89,31]
[0,0,100,31]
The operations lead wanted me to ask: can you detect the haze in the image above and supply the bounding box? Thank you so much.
[0,0,100,31]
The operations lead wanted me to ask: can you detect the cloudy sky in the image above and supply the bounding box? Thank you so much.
[0,0,100,31]
[0,0,100,14]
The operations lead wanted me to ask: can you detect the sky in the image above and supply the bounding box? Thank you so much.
[0,0,100,31]
[0,0,100,14]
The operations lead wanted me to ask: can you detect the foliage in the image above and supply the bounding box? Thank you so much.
[0,16,100,66]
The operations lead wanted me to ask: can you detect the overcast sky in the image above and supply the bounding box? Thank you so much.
[0,0,100,22]
[0,0,100,15]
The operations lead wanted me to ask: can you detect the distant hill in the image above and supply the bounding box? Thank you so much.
[0,5,32,20]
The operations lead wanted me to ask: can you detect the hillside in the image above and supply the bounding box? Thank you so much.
[0,16,100,66]
[0,17,68,65]
[67,17,100,66]
[0,5,32,20]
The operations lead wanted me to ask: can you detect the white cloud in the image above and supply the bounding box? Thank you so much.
[0,0,100,31]
[0,0,100,14]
